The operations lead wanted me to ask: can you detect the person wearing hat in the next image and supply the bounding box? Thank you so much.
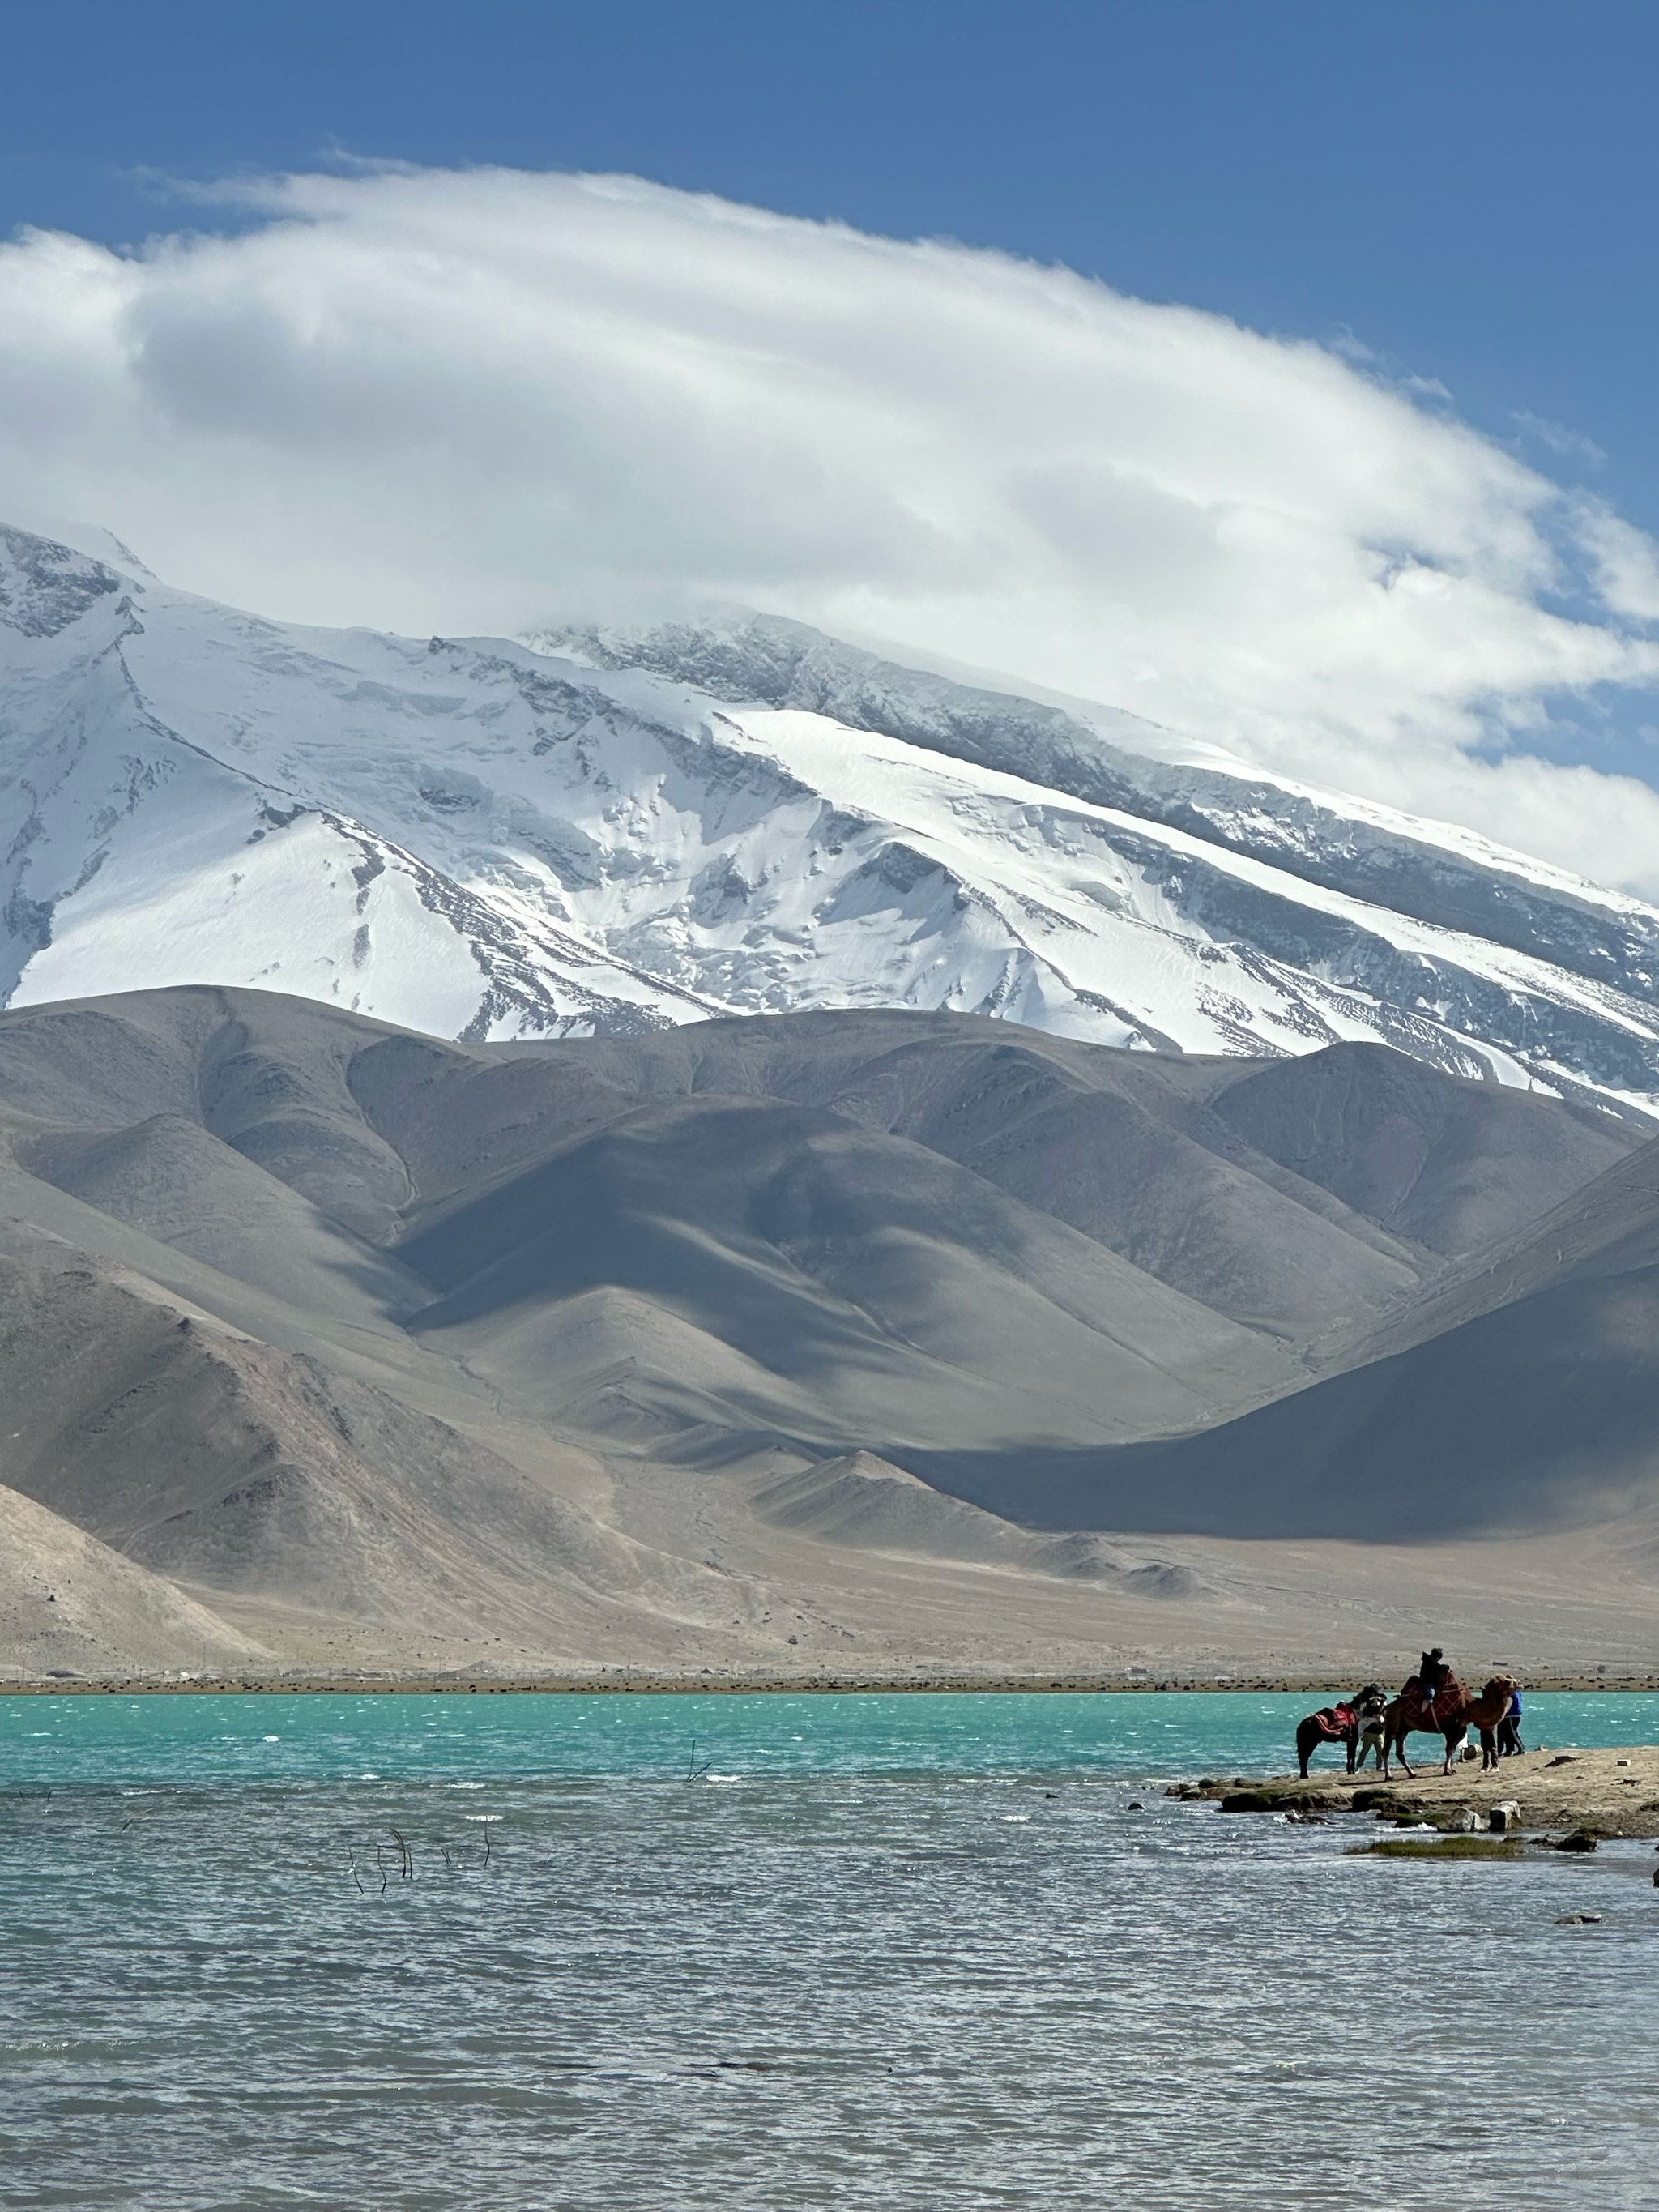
[1416,1646,1451,1720]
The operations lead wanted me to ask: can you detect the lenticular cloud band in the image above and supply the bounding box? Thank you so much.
[2,163,1658,886]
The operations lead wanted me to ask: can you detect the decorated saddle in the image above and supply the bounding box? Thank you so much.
[1307,1702,1358,1743]
[1400,1672,1464,1729]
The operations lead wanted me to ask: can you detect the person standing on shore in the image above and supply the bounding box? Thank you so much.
[1352,1684,1388,1771]
[1497,1683,1525,1757]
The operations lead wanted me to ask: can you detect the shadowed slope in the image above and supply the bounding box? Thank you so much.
[20,1112,424,1328]
[898,1129,1659,1539]
[0,1218,770,1672]
[485,1014,1636,1345]
[401,1094,1288,1449]
[901,1266,1659,1541]
[1201,1041,1630,1258]
[0,984,1653,1623]
[0,989,1631,1360]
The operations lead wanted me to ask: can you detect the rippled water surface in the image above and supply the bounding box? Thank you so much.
[3,1693,1657,2210]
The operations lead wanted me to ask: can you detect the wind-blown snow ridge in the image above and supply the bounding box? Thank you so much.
[4,520,1659,1112]
[544,612,1659,997]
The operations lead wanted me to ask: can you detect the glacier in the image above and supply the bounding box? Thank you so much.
[5,519,1659,1115]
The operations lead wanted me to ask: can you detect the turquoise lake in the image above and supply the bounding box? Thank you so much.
[6,1685,1658,1786]
[3,1692,1657,2210]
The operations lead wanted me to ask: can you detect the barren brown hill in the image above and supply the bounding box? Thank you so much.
[0,984,1655,1680]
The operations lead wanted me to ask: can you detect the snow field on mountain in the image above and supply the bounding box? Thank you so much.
[6,520,1659,1109]
[14,798,492,1039]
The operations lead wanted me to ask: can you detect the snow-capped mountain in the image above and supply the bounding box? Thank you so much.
[6,519,1659,1114]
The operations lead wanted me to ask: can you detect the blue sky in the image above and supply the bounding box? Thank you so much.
[6,0,1653,529]
[4,1,1659,885]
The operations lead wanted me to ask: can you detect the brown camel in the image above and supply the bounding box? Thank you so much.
[1381,1675,1516,1778]
[1461,1676,1520,1772]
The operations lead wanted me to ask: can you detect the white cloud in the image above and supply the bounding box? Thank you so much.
[3,164,1659,889]
[1512,408,1607,470]
[1571,494,1659,625]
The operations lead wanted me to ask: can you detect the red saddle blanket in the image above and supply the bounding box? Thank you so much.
[1401,1674,1465,1729]
[1308,1703,1357,1742]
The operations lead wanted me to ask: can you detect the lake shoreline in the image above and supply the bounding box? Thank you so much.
[11,1671,1659,1697]
[1173,1743,1659,1837]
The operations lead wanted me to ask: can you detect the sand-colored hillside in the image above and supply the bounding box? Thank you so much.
[2,986,1658,1682]
[0,1483,262,1678]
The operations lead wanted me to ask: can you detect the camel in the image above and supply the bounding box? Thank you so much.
[1460,1676,1521,1772]
[1381,1675,1517,1778]
[1380,1674,1466,1779]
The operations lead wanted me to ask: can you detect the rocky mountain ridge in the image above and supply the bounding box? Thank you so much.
[5,522,1659,1115]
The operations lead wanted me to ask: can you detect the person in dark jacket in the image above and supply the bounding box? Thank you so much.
[1352,1683,1388,1771]
[1415,1646,1451,1719]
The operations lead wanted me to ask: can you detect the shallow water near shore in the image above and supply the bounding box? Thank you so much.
[3,1693,1657,2210]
